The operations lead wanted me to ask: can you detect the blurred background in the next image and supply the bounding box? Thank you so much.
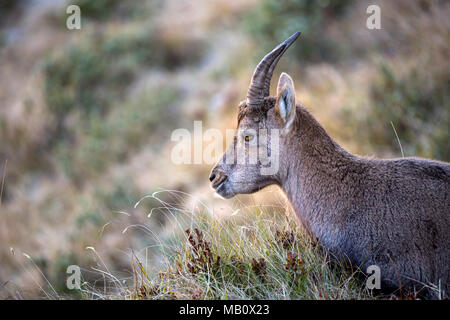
[0,0,448,298]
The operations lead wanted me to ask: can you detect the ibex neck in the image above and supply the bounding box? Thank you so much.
[279,105,356,236]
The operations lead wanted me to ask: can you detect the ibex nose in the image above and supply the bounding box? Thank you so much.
[209,169,228,189]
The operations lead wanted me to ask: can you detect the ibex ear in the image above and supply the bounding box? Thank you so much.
[276,72,296,132]
[275,72,295,131]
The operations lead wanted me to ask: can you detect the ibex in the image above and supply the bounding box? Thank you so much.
[209,32,449,299]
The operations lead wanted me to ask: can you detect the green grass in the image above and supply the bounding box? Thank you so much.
[94,192,376,300]
[67,0,147,21]
[43,25,203,183]
[8,192,378,300]
[73,0,124,20]
[348,62,450,160]
[54,86,179,182]
[243,0,354,63]
[44,25,204,141]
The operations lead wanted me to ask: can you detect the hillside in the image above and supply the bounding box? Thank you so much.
[0,0,448,299]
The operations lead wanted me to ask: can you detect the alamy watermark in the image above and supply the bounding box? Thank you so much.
[366,265,381,289]
[66,5,81,30]
[171,121,280,175]
[366,5,381,30]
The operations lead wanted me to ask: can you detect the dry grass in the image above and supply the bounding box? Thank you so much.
[75,191,375,300]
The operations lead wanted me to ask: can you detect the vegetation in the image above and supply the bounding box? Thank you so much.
[243,0,354,62]
[44,27,203,138]
[0,0,448,299]
[54,86,179,182]
[73,0,129,20]
[80,194,373,300]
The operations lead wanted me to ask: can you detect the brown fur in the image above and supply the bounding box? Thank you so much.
[211,77,450,299]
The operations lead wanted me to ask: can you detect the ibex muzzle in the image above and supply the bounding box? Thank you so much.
[210,32,450,299]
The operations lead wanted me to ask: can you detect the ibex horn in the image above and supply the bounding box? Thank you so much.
[246,31,301,109]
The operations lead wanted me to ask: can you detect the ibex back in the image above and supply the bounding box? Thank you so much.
[209,32,450,299]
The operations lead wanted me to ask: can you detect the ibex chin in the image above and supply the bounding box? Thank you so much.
[209,32,449,299]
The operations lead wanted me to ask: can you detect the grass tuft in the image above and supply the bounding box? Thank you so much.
[120,191,375,300]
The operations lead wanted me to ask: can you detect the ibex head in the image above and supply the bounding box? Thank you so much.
[210,32,301,198]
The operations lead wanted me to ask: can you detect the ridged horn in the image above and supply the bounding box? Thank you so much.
[246,32,301,109]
